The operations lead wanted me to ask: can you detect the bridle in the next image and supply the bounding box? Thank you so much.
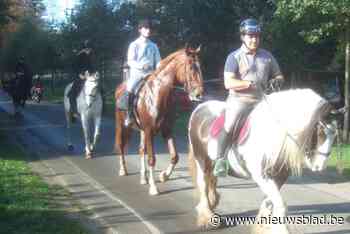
[183,57,202,96]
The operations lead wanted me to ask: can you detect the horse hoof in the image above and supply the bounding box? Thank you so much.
[140,177,148,185]
[68,145,74,151]
[159,171,169,183]
[119,170,128,176]
[149,186,159,196]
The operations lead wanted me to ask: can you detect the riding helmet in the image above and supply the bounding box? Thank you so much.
[239,18,261,35]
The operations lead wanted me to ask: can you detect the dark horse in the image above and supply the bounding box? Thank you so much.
[4,69,32,116]
[115,46,204,195]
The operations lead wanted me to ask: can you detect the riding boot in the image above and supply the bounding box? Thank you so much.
[213,129,230,177]
[124,92,135,126]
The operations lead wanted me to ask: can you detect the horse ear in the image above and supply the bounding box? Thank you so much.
[185,43,190,54]
[195,45,201,53]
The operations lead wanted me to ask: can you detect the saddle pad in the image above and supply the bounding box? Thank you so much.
[237,117,251,145]
[209,113,251,145]
[209,113,225,138]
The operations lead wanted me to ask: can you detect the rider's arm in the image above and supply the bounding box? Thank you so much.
[224,53,252,91]
[224,72,252,91]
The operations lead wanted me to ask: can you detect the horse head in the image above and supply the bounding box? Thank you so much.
[304,104,340,172]
[176,45,204,101]
[84,72,100,105]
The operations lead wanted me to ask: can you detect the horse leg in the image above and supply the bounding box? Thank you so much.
[145,130,159,195]
[139,130,148,184]
[194,157,216,228]
[254,177,290,234]
[115,111,129,176]
[258,169,289,219]
[81,114,92,159]
[91,113,101,152]
[159,131,178,182]
[65,109,74,151]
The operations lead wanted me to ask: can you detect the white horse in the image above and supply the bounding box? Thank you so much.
[188,89,338,233]
[64,72,103,159]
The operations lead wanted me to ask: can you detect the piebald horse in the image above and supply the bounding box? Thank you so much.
[188,89,337,233]
[115,46,204,195]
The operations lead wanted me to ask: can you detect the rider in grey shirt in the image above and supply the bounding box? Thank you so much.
[124,19,161,126]
[213,18,284,177]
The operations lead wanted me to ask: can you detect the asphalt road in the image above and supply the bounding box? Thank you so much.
[0,91,349,234]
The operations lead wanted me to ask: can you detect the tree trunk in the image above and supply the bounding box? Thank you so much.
[343,27,350,142]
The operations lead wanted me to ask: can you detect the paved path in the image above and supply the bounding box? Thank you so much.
[0,89,349,234]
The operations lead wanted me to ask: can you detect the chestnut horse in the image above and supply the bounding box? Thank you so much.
[188,89,337,233]
[115,46,204,195]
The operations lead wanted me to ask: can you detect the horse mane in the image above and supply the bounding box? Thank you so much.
[258,89,330,176]
[150,49,186,79]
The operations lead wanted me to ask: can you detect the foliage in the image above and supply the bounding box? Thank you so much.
[273,0,350,70]
[0,17,57,73]
[59,0,123,74]
[133,0,276,75]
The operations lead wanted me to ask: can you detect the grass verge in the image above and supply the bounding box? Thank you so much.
[0,134,90,234]
[329,144,350,177]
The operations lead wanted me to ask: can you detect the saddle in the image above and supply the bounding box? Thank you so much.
[209,107,253,146]
[117,79,146,111]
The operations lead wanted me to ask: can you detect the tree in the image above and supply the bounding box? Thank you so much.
[274,0,350,142]
[133,0,276,75]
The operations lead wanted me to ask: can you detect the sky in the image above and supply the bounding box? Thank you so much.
[42,0,76,22]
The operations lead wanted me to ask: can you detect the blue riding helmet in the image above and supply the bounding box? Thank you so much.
[240,18,261,35]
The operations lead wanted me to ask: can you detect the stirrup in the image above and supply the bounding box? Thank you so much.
[213,158,229,177]
[124,116,133,127]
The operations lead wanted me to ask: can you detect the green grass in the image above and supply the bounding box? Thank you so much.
[329,144,350,177]
[0,135,90,234]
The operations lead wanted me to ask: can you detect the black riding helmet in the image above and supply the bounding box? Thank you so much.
[138,19,152,30]
[239,18,261,35]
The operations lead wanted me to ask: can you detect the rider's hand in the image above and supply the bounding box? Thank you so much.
[142,63,151,71]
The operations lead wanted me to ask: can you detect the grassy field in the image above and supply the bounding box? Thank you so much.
[0,135,90,234]
[329,144,350,177]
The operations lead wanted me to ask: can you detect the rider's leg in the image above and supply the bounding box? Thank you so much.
[213,96,247,177]
[124,74,142,126]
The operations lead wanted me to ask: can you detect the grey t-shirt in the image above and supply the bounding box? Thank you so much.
[224,46,282,99]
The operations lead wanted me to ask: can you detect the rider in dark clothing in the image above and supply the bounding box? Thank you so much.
[15,57,33,103]
[69,40,97,114]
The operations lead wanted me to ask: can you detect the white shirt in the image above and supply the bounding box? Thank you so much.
[127,37,161,79]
